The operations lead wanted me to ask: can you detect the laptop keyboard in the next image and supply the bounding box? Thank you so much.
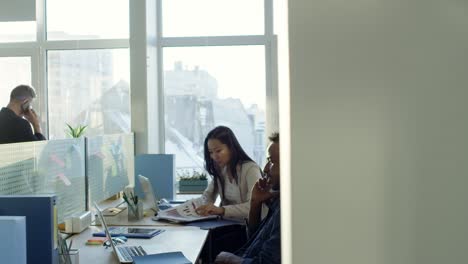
[117,246,147,262]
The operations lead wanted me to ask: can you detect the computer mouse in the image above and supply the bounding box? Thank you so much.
[112,237,126,244]
[158,204,172,210]
[159,198,169,204]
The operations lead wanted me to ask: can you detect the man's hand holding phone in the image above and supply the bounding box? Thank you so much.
[21,100,42,134]
[21,100,32,112]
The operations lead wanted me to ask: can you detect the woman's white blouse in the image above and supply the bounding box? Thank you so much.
[200,161,262,220]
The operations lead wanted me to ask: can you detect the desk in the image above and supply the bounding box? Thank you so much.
[71,225,208,263]
[71,199,209,263]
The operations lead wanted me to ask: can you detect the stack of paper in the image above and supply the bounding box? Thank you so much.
[154,199,218,223]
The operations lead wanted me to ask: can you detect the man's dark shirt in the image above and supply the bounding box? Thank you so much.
[237,197,281,264]
[0,107,46,144]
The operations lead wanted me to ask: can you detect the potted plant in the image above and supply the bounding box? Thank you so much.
[178,170,208,193]
[66,123,87,138]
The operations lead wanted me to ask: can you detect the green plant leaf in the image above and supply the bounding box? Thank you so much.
[65,123,87,138]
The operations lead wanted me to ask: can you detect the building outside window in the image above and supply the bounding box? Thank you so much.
[159,0,276,175]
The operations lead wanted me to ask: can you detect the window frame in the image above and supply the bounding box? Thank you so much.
[0,0,130,139]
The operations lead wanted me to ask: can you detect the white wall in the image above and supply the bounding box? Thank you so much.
[283,0,468,263]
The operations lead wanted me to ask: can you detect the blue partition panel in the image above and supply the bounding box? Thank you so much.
[0,195,58,264]
[134,154,176,200]
[0,216,26,264]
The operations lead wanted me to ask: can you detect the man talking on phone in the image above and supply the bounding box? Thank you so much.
[214,133,281,264]
[0,84,46,144]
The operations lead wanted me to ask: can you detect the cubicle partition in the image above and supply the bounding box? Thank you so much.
[0,139,86,223]
[86,133,135,208]
[0,133,135,222]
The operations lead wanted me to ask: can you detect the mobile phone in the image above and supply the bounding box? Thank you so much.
[21,100,32,112]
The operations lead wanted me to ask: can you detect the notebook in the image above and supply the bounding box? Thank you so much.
[94,202,148,263]
[153,199,218,223]
[132,251,192,264]
[92,226,164,239]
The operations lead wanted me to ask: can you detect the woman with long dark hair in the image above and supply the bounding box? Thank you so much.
[195,126,262,220]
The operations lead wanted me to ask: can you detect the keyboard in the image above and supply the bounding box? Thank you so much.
[117,246,147,262]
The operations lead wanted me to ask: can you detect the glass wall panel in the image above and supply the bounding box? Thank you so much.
[86,133,134,207]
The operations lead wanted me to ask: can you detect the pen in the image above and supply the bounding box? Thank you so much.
[68,239,73,251]
[123,192,138,216]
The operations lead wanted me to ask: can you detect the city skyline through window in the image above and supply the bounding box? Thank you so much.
[163,46,267,175]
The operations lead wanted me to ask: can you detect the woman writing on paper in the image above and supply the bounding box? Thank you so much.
[195,126,262,221]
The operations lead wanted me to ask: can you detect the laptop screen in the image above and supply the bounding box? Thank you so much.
[94,202,119,253]
[138,175,159,212]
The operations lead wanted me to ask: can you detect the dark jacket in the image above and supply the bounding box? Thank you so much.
[238,197,281,264]
[0,107,46,144]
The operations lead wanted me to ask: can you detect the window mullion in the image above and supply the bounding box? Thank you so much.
[42,39,129,50]
[161,36,268,47]
[265,0,273,36]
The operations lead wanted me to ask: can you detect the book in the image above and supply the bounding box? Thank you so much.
[153,199,218,223]
[186,218,243,230]
[92,226,164,239]
[132,251,191,264]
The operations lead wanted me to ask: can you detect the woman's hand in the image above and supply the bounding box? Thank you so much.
[195,203,225,216]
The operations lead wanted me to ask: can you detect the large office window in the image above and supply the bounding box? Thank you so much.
[0,1,130,140]
[162,0,264,37]
[159,0,276,174]
[46,0,129,40]
[0,22,36,42]
[45,0,130,139]
[47,49,130,139]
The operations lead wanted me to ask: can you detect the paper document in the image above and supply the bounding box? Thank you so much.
[154,199,218,223]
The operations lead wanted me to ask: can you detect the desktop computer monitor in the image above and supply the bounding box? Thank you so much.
[86,134,134,210]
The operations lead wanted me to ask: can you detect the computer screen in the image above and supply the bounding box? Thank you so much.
[86,133,134,208]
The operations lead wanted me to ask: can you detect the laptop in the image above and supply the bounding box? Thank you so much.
[94,202,148,263]
[138,175,159,212]
[138,174,178,211]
